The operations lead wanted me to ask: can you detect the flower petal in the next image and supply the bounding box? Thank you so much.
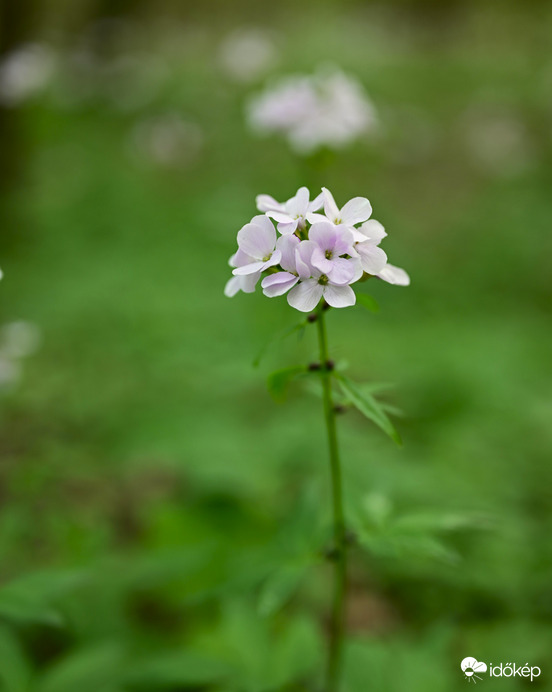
[277,221,299,235]
[261,272,299,297]
[295,240,317,279]
[286,186,309,217]
[322,187,340,223]
[308,191,324,212]
[332,226,355,256]
[327,257,356,285]
[233,260,266,275]
[277,234,300,272]
[356,243,388,274]
[267,211,294,224]
[287,279,324,312]
[311,246,334,274]
[306,212,329,224]
[224,275,241,297]
[256,194,283,213]
[231,248,255,267]
[237,218,276,259]
[340,196,372,226]
[241,272,261,293]
[323,283,356,308]
[357,219,387,243]
[262,248,282,269]
[377,263,410,286]
[309,221,339,251]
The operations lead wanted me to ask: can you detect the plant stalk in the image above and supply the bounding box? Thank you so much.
[316,309,347,692]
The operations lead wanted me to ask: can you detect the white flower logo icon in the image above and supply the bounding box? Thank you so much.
[461,657,487,683]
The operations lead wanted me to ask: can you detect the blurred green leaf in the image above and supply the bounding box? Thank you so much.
[0,570,86,627]
[0,625,33,692]
[355,293,380,313]
[125,650,231,689]
[257,562,309,616]
[36,643,126,692]
[393,512,491,534]
[334,374,402,445]
[267,366,307,402]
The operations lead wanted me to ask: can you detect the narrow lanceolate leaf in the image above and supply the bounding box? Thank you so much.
[334,373,402,446]
[267,366,306,401]
[355,293,380,313]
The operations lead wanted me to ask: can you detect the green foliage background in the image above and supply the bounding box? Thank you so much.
[0,1,551,690]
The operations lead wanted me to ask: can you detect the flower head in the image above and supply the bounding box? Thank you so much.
[246,67,377,155]
[225,186,410,312]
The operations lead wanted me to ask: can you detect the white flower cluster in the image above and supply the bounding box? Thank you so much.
[224,187,409,313]
[246,68,377,154]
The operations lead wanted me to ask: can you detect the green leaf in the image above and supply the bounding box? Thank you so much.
[125,650,231,689]
[0,625,33,692]
[0,569,86,627]
[267,366,306,402]
[335,374,402,445]
[356,293,380,313]
[257,562,308,616]
[393,512,490,534]
[36,643,126,692]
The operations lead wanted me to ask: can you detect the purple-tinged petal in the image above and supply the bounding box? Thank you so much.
[356,243,387,274]
[327,258,356,285]
[288,279,324,312]
[256,194,283,213]
[323,283,356,308]
[237,218,276,259]
[311,246,334,274]
[339,197,372,226]
[309,221,340,251]
[261,272,299,297]
[377,264,410,286]
[295,240,318,279]
[277,234,300,272]
[332,226,355,256]
[231,248,255,267]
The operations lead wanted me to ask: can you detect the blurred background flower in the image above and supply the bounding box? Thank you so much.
[247,67,378,154]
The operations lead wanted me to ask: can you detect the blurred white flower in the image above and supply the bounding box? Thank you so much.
[219,28,277,83]
[247,68,377,154]
[129,113,203,169]
[0,321,41,390]
[0,43,55,106]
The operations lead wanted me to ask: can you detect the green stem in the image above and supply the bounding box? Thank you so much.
[316,309,347,692]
